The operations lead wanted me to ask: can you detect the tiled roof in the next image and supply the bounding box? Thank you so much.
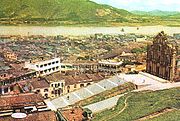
[45,73,104,86]
[30,78,49,89]
[60,107,84,121]
[0,111,57,121]
[0,93,44,110]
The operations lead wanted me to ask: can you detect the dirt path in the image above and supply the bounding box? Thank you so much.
[101,95,131,121]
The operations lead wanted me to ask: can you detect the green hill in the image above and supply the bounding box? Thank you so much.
[0,0,179,26]
[0,0,132,19]
[0,0,136,25]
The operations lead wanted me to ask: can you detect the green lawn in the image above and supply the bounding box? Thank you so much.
[93,88,180,121]
[147,110,180,121]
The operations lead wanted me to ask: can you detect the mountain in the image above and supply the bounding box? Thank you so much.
[0,0,179,26]
[0,0,135,25]
[131,10,180,16]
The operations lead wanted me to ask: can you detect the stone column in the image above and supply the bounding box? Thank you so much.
[8,87,11,93]
[2,87,4,95]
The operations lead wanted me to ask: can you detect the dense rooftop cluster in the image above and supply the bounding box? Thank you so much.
[0,32,179,121]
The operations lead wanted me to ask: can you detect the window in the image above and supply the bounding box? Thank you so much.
[40,65,43,68]
[44,89,48,92]
[52,62,55,64]
[158,46,161,51]
[87,83,91,86]
[36,90,40,93]
[44,64,47,66]
[67,86,70,93]
[36,65,39,68]
[56,66,59,69]
[55,90,58,94]
[56,61,59,63]
[58,83,60,87]
[48,63,51,65]
[51,84,54,87]
[74,84,77,88]
[44,94,48,99]
[52,67,55,71]
[55,84,57,88]
[40,71,43,74]
[67,86,70,89]
[61,65,65,68]
[80,84,84,88]
[4,88,8,93]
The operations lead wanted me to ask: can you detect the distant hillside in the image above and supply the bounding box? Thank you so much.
[0,0,179,26]
[0,0,136,25]
[131,10,149,16]
[131,10,180,16]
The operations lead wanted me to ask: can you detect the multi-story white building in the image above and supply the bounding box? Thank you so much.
[98,60,123,74]
[25,57,61,76]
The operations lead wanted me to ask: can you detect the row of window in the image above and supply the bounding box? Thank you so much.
[39,66,59,74]
[51,89,63,95]
[36,61,59,68]
[67,83,91,90]
[0,74,7,78]
[36,88,48,93]
[61,65,73,68]
[51,83,64,88]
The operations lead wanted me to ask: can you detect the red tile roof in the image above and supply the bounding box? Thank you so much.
[61,107,84,121]
[0,93,44,110]
[0,111,57,121]
[45,73,105,86]
[30,78,49,89]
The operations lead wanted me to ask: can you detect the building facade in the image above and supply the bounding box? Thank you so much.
[146,32,179,81]
[98,60,123,74]
[25,57,60,76]
[3,51,17,62]
[73,62,99,73]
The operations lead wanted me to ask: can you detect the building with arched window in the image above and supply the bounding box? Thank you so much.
[146,31,179,82]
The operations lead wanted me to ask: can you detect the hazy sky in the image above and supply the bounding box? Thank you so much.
[92,0,180,11]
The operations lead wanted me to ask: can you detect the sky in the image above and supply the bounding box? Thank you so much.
[91,0,180,11]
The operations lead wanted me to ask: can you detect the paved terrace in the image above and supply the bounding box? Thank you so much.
[46,72,180,111]
[119,72,180,91]
[46,75,126,110]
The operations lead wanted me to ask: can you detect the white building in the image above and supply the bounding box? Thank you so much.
[25,58,61,76]
[98,60,123,73]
